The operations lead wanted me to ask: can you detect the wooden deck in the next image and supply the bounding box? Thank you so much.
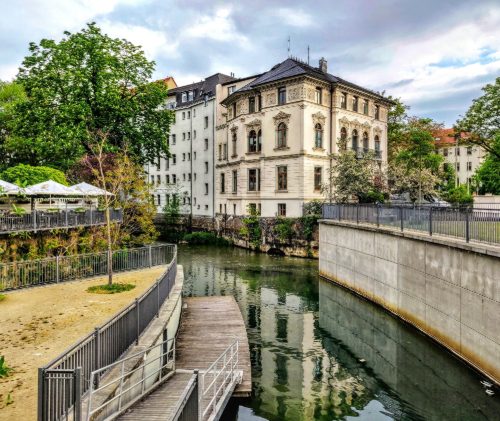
[176,296,252,397]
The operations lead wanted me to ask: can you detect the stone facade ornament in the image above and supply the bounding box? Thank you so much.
[312,112,326,126]
[245,119,262,134]
[230,125,238,133]
[338,116,351,129]
[266,92,276,107]
[288,85,304,101]
[273,111,291,127]
[373,126,382,136]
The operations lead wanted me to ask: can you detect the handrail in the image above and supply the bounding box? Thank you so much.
[85,338,176,421]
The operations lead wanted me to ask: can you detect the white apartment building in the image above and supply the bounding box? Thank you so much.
[146,73,236,216]
[434,129,485,188]
[215,58,392,217]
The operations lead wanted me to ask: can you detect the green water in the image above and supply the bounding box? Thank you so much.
[178,245,500,421]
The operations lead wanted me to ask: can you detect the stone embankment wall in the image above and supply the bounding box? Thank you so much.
[156,214,319,258]
[319,220,500,384]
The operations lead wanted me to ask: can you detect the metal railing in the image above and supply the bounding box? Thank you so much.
[200,339,241,421]
[1,244,174,291]
[0,208,122,234]
[322,203,500,245]
[85,338,176,421]
[37,244,177,421]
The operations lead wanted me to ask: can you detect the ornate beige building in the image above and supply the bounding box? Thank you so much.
[215,58,392,217]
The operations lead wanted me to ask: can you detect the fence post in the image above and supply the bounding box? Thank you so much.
[74,367,82,421]
[148,245,152,268]
[465,210,470,242]
[400,207,404,232]
[33,210,37,232]
[157,279,160,317]
[356,204,359,224]
[94,327,100,387]
[37,368,44,421]
[376,203,380,227]
[338,205,341,222]
[56,255,60,283]
[90,205,93,225]
[65,202,68,227]
[429,207,433,236]
[136,298,140,344]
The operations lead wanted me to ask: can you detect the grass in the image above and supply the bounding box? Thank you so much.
[0,294,5,302]
[0,355,12,378]
[87,283,136,294]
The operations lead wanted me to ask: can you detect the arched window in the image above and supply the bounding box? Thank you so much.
[257,129,262,152]
[277,123,287,148]
[232,132,237,156]
[248,130,257,152]
[362,131,369,153]
[352,129,358,151]
[340,127,347,141]
[314,123,323,148]
[375,135,381,158]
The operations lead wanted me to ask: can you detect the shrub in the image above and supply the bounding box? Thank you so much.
[0,356,12,378]
[240,205,261,248]
[87,283,136,294]
[1,164,68,186]
[444,185,473,205]
[274,217,294,242]
[299,215,318,241]
[0,294,5,302]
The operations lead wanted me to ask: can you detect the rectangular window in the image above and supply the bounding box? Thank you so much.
[182,153,186,161]
[375,105,380,120]
[188,91,193,101]
[156,158,160,171]
[187,111,191,119]
[258,94,262,111]
[220,173,225,193]
[188,152,191,161]
[193,108,196,118]
[314,167,322,191]
[278,203,286,217]
[166,175,170,184]
[341,92,347,109]
[205,161,209,173]
[150,175,154,184]
[193,152,196,160]
[315,87,322,104]
[363,99,369,115]
[278,87,287,105]
[187,132,191,140]
[181,92,187,103]
[467,146,472,155]
[248,169,260,191]
[204,116,209,128]
[223,143,228,160]
[218,144,222,160]
[232,170,237,193]
[249,203,256,214]
[456,163,460,171]
[233,204,236,215]
[352,96,359,112]
[277,166,287,191]
[228,85,236,95]
[443,148,448,157]
[182,111,185,120]
[157,174,161,185]
[193,130,196,139]
[172,154,176,164]
[157,195,161,206]
[172,134,176,144]
[183,133,186,141]
[204,138,209,150]
[456,147,460,156]
[188,173,192,181]
[194,173,197,181]
[205,183,209,195]
[232,103,236,119]
[183,173,186,181]
[467,161,472,171]
[249,97,255,113]
[172,174,177,184]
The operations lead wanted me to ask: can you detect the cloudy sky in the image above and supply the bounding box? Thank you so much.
[2,0,499,125]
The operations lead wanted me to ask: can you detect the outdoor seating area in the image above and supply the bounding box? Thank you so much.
[0,179,121,234]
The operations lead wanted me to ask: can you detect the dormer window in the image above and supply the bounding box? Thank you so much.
[181,92,187,103]
[228,85,236,95]
[188,91,193,101]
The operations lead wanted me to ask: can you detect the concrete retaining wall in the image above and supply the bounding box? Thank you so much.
[319,220,500,384]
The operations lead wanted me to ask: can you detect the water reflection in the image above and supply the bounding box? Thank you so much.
[179,245,500,420]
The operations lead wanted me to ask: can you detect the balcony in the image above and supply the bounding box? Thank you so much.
[351,147,383,160]
[0,208,122,234]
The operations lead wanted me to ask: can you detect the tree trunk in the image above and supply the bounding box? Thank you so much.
[105,207,113,285]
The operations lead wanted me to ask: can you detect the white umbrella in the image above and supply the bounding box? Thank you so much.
[27,180,79,196]
[0,179,22,195]
[71,182,114,196]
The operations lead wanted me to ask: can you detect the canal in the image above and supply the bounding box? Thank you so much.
[178,245,500,420]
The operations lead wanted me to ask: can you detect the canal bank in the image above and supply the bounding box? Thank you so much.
[178,245,500,421]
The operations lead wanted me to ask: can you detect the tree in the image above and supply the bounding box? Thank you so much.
[68,133,158,284]
[456,77,500,159]
[473,134,500,194]
[324,138,387,203]
[9,23,173,170]
[0,81,27,171]
[387,96,410,161]
[1,164,68,186]
[443,184,473,205]
[391,125,443,203]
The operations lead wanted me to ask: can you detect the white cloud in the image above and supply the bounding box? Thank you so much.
[274,8,314,28]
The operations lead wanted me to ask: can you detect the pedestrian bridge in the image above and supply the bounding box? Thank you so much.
[84,296,251,421]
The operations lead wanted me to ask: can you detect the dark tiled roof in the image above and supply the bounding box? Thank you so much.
[168,73,236,107]
[224,58,389,103]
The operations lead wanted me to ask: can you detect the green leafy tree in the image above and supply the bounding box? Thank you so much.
[9,23,173,170]
[240,205,262,248]
[1,164,68,186]
[443,184,473,205]
[387,96,410,161]
[324,138,386,203]
[456,77,500,159]
[473,134,500,194]
[0,81,27,171]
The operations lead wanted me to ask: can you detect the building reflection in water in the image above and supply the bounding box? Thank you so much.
[180,245,500,421]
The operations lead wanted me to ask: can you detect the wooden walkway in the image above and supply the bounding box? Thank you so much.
[176,296,252,397]
[117,372,193,420]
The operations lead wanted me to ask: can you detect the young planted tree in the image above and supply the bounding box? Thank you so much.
[473,134,500,194]
[10,23,173,170]
[456,77,500,159]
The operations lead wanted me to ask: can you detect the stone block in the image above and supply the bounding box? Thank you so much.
[398,265,426,301]
[374,232,398,263]
[373,279,399,311]
[424,243,462,285]
[425,305,461,344]
[373,257,398,289]
[398,292,426,328]
[398,238,426,271]
[425,274,461,320]
[460,288,485,336]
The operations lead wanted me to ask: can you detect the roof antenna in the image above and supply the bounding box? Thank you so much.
[307,45,310,65]
[287,36,291,57]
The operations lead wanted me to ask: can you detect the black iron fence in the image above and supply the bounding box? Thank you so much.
[1,244,173,291]
[37,244,177,421]
[0,208,122,234]
[322,203,500,245]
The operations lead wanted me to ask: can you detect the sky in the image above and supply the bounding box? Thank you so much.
[1,0,500,126]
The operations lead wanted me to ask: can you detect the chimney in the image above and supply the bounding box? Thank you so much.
[319,57,327,73]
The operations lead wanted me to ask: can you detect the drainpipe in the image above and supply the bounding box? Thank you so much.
[329,85,334,202]
[190,104,193,232]
[212,98,216,218]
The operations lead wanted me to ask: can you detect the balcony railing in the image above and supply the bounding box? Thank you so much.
[0,208,122,234]
[351,147,382,160]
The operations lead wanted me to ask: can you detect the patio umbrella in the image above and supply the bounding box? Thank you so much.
[0,179,23,196]
[26,180,80,209]
[71,182,114,196]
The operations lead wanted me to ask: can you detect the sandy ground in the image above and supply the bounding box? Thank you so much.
[0,266,166,421]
